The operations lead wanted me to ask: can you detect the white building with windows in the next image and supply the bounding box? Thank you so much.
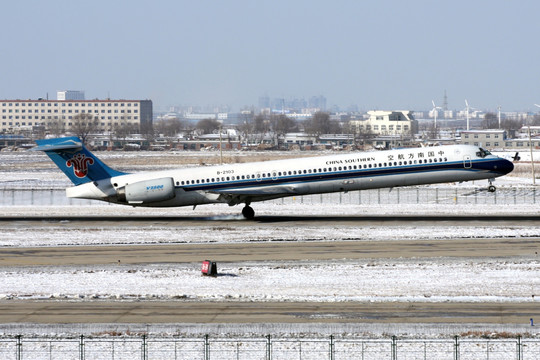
[349,110,418,136]
[0,99,152,133]
[460,129,506,149]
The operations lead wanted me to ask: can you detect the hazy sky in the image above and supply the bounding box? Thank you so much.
[2,0,540,112]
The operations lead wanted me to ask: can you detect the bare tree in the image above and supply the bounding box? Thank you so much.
[238,116,254,146]
[70,113,98,145]
[305,111,333,136]
[482,112,499,129]
[254,114,268,134]
[347,122,375,150]
[113,122,138,140]
[531,114,540,126]
[196,118,221,134]
[500,118,522,133]
[272,114,297,134]
[140,121,154,141]
[154,118,183,137]
[270,114,298,148]
[48,119,65,137]
[427,122,439,140]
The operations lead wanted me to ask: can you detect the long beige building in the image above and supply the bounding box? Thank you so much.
[0,99,152,133]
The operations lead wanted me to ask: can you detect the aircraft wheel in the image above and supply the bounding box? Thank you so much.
[242,205,255,220]
[488,185,496,193]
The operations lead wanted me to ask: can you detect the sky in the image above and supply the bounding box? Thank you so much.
[1,0,540,113]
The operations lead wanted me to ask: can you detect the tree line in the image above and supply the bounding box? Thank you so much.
[45,110,537,146]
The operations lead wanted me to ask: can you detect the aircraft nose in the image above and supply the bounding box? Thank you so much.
[496,158,514,175]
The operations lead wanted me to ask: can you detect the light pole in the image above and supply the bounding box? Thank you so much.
[431,100,442,139]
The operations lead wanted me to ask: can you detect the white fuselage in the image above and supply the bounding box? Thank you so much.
[66,144,513,208]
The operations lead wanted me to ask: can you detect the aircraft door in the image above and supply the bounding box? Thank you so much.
[463,155,472,169]
[272,170,278,180]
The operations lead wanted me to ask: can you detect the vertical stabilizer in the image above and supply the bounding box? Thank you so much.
[33,137,126,185]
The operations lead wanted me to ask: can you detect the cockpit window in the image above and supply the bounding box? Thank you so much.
[476,148,492,158]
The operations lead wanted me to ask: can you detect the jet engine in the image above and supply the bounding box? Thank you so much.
[117,177,176,204]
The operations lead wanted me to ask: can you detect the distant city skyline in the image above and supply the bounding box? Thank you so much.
[2,1,540,113]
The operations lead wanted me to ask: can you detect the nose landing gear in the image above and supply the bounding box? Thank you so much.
[242,204,255,219]
[488,179,496,193]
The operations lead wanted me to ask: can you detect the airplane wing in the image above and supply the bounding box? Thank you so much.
[206,185,302,206]
[209,185,298,196]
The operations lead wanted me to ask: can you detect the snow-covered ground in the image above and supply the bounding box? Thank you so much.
[0,258,539,304]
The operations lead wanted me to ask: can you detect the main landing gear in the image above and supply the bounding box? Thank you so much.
[242,204,255,219]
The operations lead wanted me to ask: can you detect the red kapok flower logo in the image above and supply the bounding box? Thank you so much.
[66,153,94,178]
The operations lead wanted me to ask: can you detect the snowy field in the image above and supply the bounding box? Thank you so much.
[0,255,539,304]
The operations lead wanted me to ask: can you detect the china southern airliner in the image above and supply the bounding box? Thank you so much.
[33,136,514,219]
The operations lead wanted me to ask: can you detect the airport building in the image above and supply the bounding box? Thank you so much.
[0,99,153,133]
[460,129,540,150]
[460,129,507,148]
[349,110,419,136]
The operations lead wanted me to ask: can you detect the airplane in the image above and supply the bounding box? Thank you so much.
[33,136,514,219]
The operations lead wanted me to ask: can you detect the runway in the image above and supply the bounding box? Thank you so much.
[0,237,538,266]
[1,300,538,324]
[0,214,539,223]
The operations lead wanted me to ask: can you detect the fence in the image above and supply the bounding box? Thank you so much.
[0,187,537,207]
[0,334,537,360]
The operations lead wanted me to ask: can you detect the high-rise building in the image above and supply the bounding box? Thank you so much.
[57,90,85,101]
[308,95,326,110]
[258,95,270,110]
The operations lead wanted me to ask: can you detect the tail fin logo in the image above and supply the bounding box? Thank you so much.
[66,153,94,178]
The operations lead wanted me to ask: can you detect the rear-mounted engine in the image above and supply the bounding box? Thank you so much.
[117,177,176,204]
